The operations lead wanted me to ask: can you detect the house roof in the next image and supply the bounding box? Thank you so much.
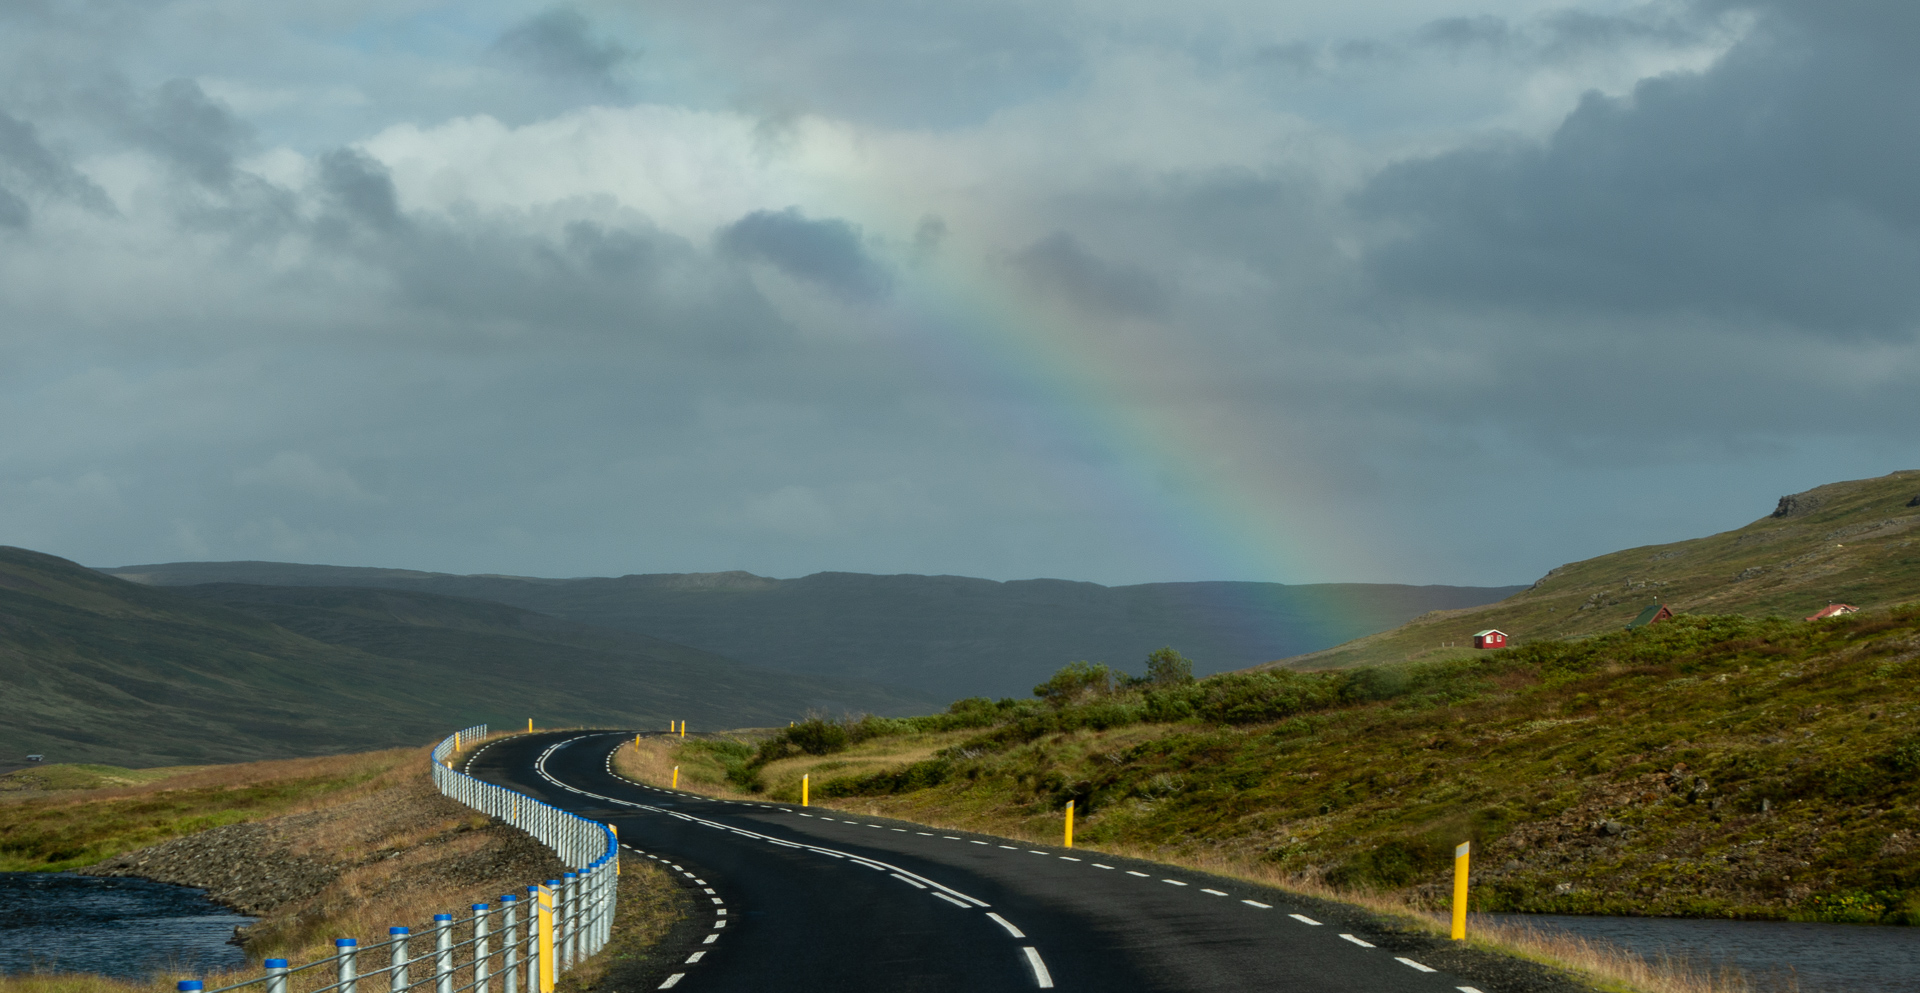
[1627,603,1672,628]
[1805,603,1857,621]
[1473,629,1505,637]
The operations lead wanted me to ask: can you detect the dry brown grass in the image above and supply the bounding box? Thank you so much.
[0,740,620,993]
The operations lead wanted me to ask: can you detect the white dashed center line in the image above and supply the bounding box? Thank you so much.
[1162,879,1188,887]
[685,951,705,964]
[1092,864,1115,870]
[1289,913,1320,924]
[1339,934,1375,948]
[1022,947,1054,988]
[986,912,1026,938]
[1397,958,1437,973]
[701,934,717,944]
[1200,889,1227,896]
[1126,871,1149,877]
[656,973,683,989]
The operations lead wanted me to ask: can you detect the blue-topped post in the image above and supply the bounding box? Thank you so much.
[472,904,492,993]
[265,958,290,993]
[336,938,359,993]
[433,915,453,993]
[179,981,204,993]
[500,894,520,993]
[390,927,411,993]
[559,872,577,970]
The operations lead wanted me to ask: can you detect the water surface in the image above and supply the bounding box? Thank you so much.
[0,872,256,978]
[1487,913,1920,993]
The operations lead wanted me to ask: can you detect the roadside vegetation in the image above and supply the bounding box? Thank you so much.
[0,741,684,993]
[624,609,1920,929]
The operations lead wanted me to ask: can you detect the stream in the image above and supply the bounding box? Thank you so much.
[0,872,256,978]
[1487,912,1920,992]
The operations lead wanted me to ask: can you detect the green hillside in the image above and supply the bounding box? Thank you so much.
[1276,470,1920,670]
[104,561,1521,701]
[717,605,1920,923]
[0,547,935,767]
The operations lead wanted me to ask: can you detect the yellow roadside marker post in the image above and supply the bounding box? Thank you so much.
[802,774,809,806]
[527,718,533,733]
[1064,800,1075,848]
[612,826,620,875]
[1452,841,1470,940]
[672,766,679,789]
[537,881,556,992]
[680,721,686,739]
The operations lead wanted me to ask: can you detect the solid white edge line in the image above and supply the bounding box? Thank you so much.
[1288,912,1319,924]
[1396,957,1437,973]
[1022,947,1055,988]
[1339,934,1376,948]
[891,873,929,889]
[933,892,970,908]
[986,912,1026,938]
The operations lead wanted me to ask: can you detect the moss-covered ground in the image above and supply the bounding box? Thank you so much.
[646,607,1920,925]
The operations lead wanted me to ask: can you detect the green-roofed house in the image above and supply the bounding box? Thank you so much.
[1627,603,1674,630]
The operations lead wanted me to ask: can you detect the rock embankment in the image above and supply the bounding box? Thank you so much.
[79,773,566,949]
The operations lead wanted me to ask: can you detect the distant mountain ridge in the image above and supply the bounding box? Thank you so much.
[106,562,1524,700]
[1267,469,1920,670]
[0,547,936,767]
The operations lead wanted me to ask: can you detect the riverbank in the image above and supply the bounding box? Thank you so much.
[0,745,685,991]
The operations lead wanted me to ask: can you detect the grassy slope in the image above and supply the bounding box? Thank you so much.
[0,751,413,872]
[1279,470,1920,670]
[104,561,1521,700]
[0,547,936,766]
[641,606,1920,924]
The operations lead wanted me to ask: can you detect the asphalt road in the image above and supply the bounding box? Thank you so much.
[466,731,1489,993]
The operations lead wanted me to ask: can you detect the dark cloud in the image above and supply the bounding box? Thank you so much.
[83,77,252,188]
[1357,2,1920,336]
[491,8,633,95]
[0,109,113,223]
[1013,232,1169,319]
[717,207,892,303]
[316,147,402,233]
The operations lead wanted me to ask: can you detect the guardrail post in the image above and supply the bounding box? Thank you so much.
[473,904,491,993]
[266,958,289,993]
[500,895,519,993]
[560,872,577,969]
[538,881,557,993]
[337,938,359,993]
[433,915,453,993]
[390,927,411,993]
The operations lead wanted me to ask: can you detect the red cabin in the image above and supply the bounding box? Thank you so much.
[1473,629,1508,649]
[1805,603,1857,621]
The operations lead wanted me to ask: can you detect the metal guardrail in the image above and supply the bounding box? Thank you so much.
[174,726,618,993]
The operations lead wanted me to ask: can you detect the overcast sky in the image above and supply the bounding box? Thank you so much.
[1,0,1914,587]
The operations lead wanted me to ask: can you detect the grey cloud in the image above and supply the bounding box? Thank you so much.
[1417,16,1510,50]
[0,185,25,228]
[1013,232,1169,320]
[86,77,251,188]
[1356,1,1920,336]
[717,207,892,303]
[316,147,402,234]
[490,8,633,95]
[0,110,112,212]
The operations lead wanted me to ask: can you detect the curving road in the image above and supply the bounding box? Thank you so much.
[466,731,1494,993]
